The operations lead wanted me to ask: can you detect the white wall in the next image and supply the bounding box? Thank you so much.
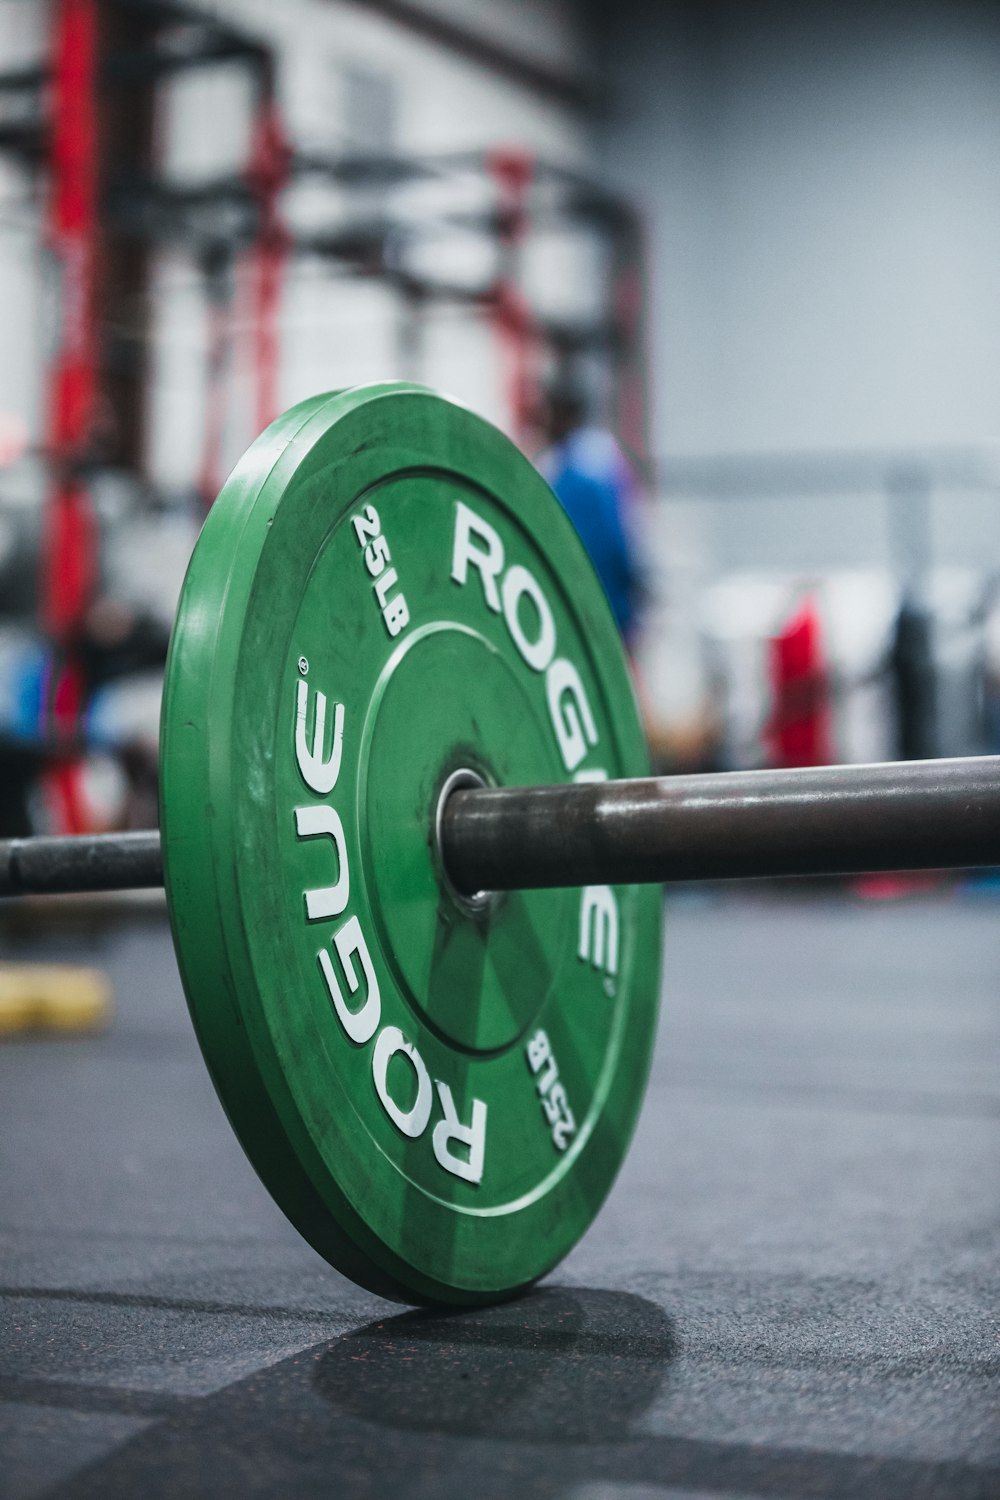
[595,0,1000,751]
[0,2,48,471]
[597,0,1000,461]
[389,0,586,79]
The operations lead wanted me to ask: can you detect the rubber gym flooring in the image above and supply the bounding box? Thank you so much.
[1,888,998,1500]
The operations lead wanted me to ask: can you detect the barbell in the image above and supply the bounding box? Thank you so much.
[2,383,996,1306]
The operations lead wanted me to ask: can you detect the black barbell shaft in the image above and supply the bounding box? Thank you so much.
[0,830,162,897]
[442,755,1000,892]
[0,756,997,899]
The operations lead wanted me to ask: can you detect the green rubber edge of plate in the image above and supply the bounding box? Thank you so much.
[159,382,663,1305]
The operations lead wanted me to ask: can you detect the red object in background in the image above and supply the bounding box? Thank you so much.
[47,0,99,461]
[766,596,833,768]
[42,484,97,644]
[487,147,538,448]
[199,90,289,510]
[248,93,290,440]
[41,0,102,832]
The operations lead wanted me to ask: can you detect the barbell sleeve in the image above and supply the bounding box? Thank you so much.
[1,756,998,899]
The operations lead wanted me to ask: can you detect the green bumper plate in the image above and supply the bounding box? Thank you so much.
[160,384,662,1304]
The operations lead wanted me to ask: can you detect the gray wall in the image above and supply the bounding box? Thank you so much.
[595,0,1000,466]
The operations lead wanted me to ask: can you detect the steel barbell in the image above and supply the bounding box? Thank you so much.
[2,753,998,897]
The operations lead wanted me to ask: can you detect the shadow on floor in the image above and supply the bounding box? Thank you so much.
[28,1284,997,1500]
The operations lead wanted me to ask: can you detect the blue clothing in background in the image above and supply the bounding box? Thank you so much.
[540,427,640,641]
[0,633,49,744]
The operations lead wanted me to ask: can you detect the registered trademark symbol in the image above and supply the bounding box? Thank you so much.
[298,655,309,675]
